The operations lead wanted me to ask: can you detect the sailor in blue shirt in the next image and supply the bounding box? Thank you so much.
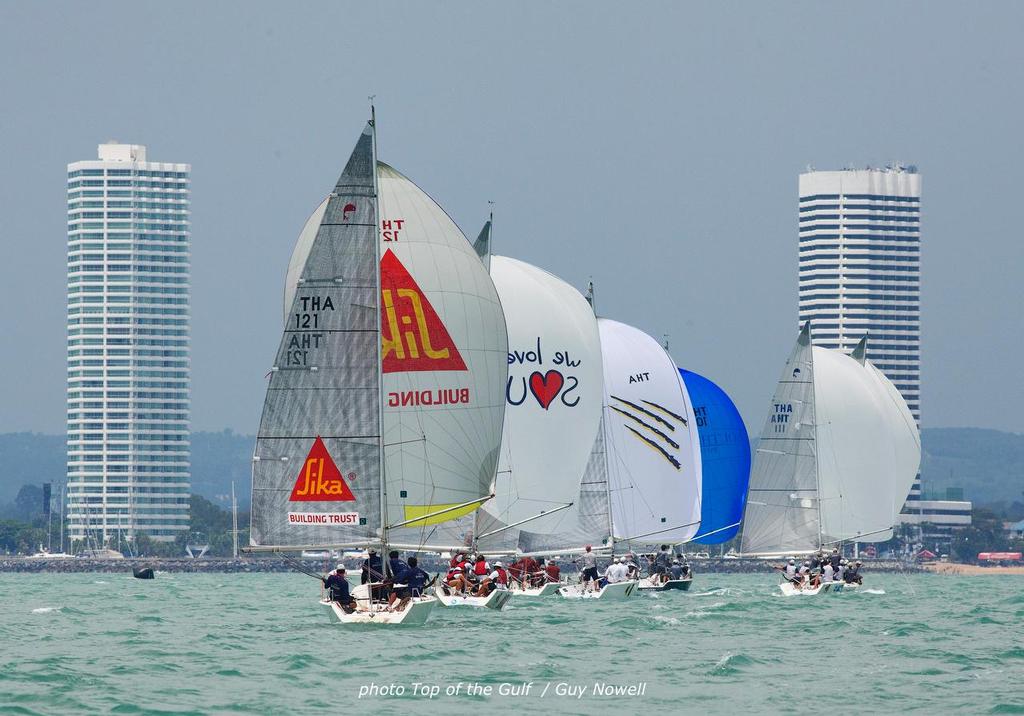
[388,550,407,579]
[322,565,356,613]
[388,557,430,609]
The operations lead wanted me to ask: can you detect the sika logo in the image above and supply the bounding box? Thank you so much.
[380,249,467,373]
[289,436,356,502]
[342,203,356,221]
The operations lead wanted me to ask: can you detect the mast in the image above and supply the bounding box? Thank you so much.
[370,101,388,564]
[231,481,239,559]
[798,321,824,550]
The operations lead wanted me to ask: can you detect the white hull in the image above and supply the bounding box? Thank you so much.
[434,585,512,610]
[320,596,437,625]
[779,580,861,597]
[559,580,637,600]
[509,582,562,597]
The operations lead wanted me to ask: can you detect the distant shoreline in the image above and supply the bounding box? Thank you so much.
[0,556,926,575]
[923,562,1024,576]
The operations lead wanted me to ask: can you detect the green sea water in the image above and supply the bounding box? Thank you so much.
[2,572,1022,715]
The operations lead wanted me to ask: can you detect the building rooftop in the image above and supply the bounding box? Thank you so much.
[97,141,147,162]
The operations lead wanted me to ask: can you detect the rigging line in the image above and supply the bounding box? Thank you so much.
[625,426,682,470]
[640,399,687,425]
[476,502,574,540]
[610,395,675,430]
[609,406,680,449]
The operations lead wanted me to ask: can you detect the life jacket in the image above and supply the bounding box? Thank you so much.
[495,567,508,585]
[474,560,488,576]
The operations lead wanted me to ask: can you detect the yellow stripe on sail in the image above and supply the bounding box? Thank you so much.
[401,502,483,528]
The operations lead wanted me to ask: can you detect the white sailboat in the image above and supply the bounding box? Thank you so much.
[599,319,702,596]
[249,116,508,624]
[740,323,921,596]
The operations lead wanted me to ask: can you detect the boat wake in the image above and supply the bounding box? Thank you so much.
[31,606,61,614]
[862,588,886,595]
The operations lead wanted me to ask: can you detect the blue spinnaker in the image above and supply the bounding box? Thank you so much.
[680,369,751,544]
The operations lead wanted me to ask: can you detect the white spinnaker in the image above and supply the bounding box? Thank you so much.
[739,325,820,555]
[814,348,921,544]
[376,163,507,544]
[598,319,701,545]
[477,256,604,548]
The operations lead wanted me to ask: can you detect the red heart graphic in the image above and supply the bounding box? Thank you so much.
[529,370,564,410]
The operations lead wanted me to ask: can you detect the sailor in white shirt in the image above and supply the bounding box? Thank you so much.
[822,562,834,583]
[605,556,627,583]
[784,559,797,581]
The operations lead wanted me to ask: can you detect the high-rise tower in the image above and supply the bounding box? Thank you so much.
[66,142,191,545]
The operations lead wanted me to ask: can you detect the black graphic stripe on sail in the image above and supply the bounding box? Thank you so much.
[609,406,680,450]
[641,399,687,426]
[610,395,675,431]
[625,426,682,470]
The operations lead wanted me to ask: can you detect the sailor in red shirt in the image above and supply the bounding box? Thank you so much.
[541,557,560,584]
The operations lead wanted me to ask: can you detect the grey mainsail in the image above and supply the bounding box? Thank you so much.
[250,125,381,548]
[739,322,820,555]
[472,216,492,271]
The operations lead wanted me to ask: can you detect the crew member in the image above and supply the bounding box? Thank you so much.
[542,557,561,584]
[577,545,600,591]
[653,544,672,584]
[322,565,356,613]
[388,550,406,579]
[389,557,430,609]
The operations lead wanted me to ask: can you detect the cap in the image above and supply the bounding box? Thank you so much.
[494,561,503,567]
[789,559,795,564]
[335,564,346,572]
[368,549,377,555]
[614,556,621,563]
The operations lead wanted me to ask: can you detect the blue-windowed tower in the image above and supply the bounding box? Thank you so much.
[66,142,191,545]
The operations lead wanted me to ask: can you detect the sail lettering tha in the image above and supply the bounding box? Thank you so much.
[380,249,467,373]
[289,437,356,502]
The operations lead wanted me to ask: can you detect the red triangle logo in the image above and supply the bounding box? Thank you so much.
[381,249,467,373]
[288,437,356,502]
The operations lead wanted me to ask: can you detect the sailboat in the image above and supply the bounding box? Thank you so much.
[249,117,508,624]
[560,318,702,599]
[465,249,607,599]
[739,323,920,596]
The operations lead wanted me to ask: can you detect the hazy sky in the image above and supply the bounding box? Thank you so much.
[1,2,1022,435]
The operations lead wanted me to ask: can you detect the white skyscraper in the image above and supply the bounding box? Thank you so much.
[66,142,191,545]
[798,166,921,418]
[798,166,969,546]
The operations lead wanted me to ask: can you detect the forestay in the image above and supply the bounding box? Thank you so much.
[599,319,702,545]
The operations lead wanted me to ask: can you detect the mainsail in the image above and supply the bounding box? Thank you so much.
[740,324,921,555]
[740,323,819,555]
[680,369,751,544]
[474,256,605,552]
[599,319,702,545]
[251,125,381,548]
